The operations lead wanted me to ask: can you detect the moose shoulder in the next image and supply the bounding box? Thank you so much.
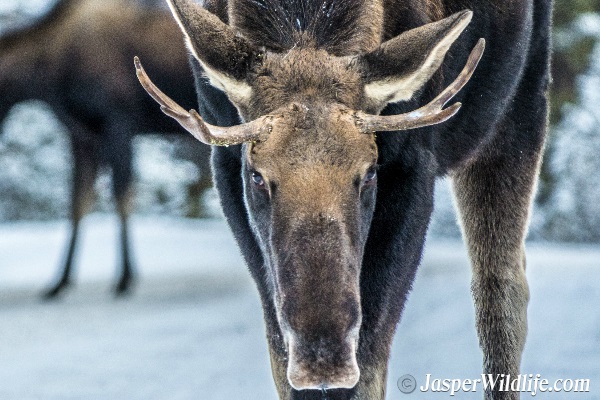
[136,0,551,399]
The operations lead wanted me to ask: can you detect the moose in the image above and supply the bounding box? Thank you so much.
[0,0,210,297]
[136,0,551,398]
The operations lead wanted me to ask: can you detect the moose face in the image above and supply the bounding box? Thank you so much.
[135,0,483,392]
[233,48,379,389]
[177,43,373,388]
[243,100,378,389]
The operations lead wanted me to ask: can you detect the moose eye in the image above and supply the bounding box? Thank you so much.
[251,171,265,187]
[364,168,377,184]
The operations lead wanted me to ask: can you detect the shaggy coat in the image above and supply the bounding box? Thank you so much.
[141,0,551,398]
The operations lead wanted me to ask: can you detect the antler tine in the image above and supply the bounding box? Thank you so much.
[134,56,272,146]
[355,38,486,133]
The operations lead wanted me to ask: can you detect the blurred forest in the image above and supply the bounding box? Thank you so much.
[538,0,600,241]
[1,0,600,242]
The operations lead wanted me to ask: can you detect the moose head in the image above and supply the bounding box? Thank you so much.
[136,0,483,392]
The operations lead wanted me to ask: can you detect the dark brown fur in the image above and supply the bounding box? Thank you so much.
[155,0,551,398]
[0,0,207,297]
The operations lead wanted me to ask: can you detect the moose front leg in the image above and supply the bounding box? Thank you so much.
[43,132,98,299]
[451,136,543,399]
[106,122,136,296]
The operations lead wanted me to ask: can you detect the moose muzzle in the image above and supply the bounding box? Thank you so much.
[287,328,361,390]
[273,217,363,391]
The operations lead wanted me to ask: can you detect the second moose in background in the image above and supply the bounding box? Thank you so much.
[0,0,211,297]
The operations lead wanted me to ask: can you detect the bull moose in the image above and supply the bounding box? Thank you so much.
[135,0,551,398]
[0,0,209,297]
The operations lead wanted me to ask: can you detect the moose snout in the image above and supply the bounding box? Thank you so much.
[280,283,363,391]
[287,331,360,390]
[281,291,362,390]
[279,283,362,391]
[274,219,364,390]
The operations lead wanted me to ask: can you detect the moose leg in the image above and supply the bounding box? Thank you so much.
[114,189,134,295]
[451,152,537,399]
[451,7,548,393]
[106,127,135,295]
[452,4,551,400]
[451,117,546,399]
[43,137,98,299]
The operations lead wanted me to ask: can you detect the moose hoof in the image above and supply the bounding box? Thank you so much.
[113,277,135,297]
[41,280,72,300]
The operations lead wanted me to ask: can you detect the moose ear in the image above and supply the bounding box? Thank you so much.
[166,0,257,103]
[360,10,473,108]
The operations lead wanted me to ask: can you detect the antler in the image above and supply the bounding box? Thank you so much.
[134,56,272,146]
[355,38,485,133]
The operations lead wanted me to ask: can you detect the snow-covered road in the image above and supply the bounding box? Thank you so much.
[1,216,599,399]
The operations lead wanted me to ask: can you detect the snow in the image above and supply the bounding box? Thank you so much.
[428,178,462,238]
[1,216,599,399]
[0,0,53,18]
[0,102,71,220]
[0,215,241,287]
[133,138,201,216]
[555,12,600,50]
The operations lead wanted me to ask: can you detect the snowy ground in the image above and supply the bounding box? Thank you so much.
[0,215,599,399]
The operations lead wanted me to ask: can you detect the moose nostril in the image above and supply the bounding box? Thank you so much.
[286,336,360,391]
[317,212,324,223]
[315,212,339,228]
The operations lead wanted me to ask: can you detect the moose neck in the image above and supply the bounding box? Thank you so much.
[228,0,385,55]
[0,43,45,121]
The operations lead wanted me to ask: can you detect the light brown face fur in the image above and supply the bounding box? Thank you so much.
[238,48,365,120]
[247,102,378,198]
[239,48,379,221]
